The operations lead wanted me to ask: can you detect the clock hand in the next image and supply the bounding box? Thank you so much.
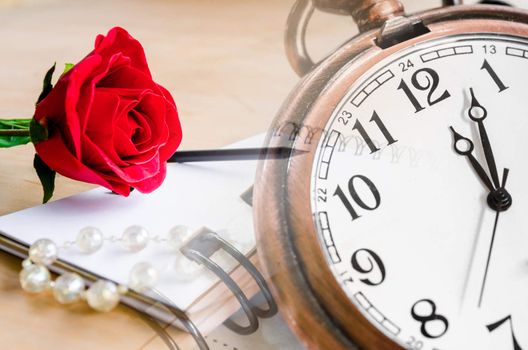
[478,168,511,307]
[459,203,488,308]
[478,210,500,308]
[468,88,501,188]
[449,126,494,192]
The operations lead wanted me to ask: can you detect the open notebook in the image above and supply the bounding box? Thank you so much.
[0,134,265,335]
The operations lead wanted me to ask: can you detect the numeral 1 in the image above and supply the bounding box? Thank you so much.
[487,315,523,350]
[398,79,425,113]
[371,111,398,146]
[481,59,509,92]
[352,111,398,154]
[352,120,378,154]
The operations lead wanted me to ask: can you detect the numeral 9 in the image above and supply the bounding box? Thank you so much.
[351,249,386,286]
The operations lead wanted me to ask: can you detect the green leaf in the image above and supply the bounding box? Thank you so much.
[33,153,56,203]
[63,63,74,75]
[29,63,55,146]
[36,63,56,105]
[29,118,48,145]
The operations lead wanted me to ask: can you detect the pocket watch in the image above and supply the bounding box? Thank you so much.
[254,0,528,349]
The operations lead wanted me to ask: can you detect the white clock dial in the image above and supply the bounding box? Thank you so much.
[311,33,528,350]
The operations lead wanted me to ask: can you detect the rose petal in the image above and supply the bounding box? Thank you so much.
[130,163,167,193]
[83,90,128,167]
[132,92,168,151]
[83,135,162,184]
[35,54,103,159]
[35,135,131,196]
[77,53,131,134]
[97,65,157,91]
[94,27,151,78]
[127,109,153,148]
[156,84,182,161]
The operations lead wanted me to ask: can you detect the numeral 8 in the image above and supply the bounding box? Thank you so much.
[411,299,449,339]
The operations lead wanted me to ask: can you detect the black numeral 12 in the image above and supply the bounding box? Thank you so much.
[352,111,398,154]
[398,67,451,113]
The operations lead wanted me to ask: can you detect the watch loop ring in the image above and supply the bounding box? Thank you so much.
[285,0,464,77]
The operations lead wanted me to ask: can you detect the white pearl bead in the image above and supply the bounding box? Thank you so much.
[121,225,149,252]
[76,226,104,254]
[129,262,159,292]
[86,280,120,312]
[167,225,193,252]
[29,238,58,265]
[22,258,32,268]
[19,264,51,293]
[52,273,85,304]
[173,254,205,282]
[117,284,129,295]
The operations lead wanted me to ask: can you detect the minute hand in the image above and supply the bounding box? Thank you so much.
[468,88,500,188]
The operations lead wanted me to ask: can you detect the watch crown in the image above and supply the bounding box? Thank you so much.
[313,0,405,32]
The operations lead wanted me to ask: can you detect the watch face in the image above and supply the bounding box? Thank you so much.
[310,33,528,349]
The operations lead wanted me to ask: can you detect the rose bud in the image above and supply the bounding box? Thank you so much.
[32,27,182,197]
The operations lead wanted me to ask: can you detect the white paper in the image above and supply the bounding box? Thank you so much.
[0,134,264,311]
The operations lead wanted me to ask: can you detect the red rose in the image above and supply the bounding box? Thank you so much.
[33,27,182,196]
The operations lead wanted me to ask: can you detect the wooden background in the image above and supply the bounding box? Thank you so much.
[0,0,448,348]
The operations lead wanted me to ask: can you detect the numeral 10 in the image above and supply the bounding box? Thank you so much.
[334,175,380,220]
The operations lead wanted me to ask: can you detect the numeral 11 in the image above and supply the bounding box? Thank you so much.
[352,111,398,154]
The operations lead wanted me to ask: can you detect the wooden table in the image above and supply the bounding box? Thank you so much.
[0,0,434,348]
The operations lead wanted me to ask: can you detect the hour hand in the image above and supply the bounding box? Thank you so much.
[449,126,494,192]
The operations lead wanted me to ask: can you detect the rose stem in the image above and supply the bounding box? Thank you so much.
[0,129,30,137]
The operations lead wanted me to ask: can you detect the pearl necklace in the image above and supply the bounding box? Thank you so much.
[19,225,211,312]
